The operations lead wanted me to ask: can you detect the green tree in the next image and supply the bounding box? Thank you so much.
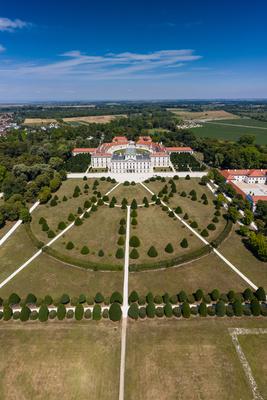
[146,302,156,318]
[199,302,207,317]
[109,303,122,321]
[8,293,21,305]
[180,238,188,248]
[116,248,124,259]
[75,304,84,320]
[20,306,31,321]
[94,292,104,303]
[38,304,49,322]
[165,243,174,253]
[181,302,191,318]
[129,236,140,247]
[130,248,139,259]
[93,304,102,320]
[110,291,123,304]
[129,290,139,303]
[57,304,66,320]
[215,300,226,317]
[147,246,158,257]
[128,303,139,319]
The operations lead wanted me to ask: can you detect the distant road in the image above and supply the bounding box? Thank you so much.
[206,121,267,130]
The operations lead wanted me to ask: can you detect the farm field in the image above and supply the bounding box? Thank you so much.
[192,118,267,144]
[145,178,227,242]
[0,252,123,299]
[129,251,248,294]
[125,318,267,400]
[219,227,267,289]
[23,114,127,125]
[167,109,239,120]
[238,333,267,398]
[0,322,121,400]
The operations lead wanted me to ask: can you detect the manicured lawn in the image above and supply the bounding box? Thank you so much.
[219,227,267,289]
[0,322,120,400]
[238,333,267,398]
[31,178,115,244]
[145,178,227,242]
[110,183,151,204]
[129,251,248,294]
[125,318,267,400]
[0,225,37,283]
[51,205,125,266]
[129,204,201,265]
[0,252,123,299]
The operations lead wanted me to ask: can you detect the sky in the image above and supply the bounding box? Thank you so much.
[0,0,267,101]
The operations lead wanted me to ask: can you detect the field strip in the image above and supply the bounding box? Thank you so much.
[0,201,40,248]
[0,182,121,289]
[229,328,267,400]
[206,121,267,130]
[119,205,130,400]
[140,182,258,290]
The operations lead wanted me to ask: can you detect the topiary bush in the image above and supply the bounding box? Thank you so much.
[180,238,188,248]
[20,306,31,321]
[84,309,92,319]
[81,246,89,255]
[110,291,123,304]
[57,304,66,320]
[207,223,216,231]
[129,236,140,248]
[181,302,191,318]
[164,302,173,318]
[116,248,124,259]
[129,290,139,303]
[128,303,139,319]
[75,304,84,320]
[93,304,102,320]
[38,304,49,322]
[201,229,209,237]
[199,302,207,317]
[130,248,139,259]
[215,300,226,317]
[8,293,21,305]
[66,241,74,250]
[58,221,66,230]
[147,246,158,257]
[146,302,156,318]
[68,213,75,222]
[47,229,55,238]
[109,303,122,321]
[117,236,125,246]
[165,243,174,253]
[74,218,82,226]
[94,292,104,303]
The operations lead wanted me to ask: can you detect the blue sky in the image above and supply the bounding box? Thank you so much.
[0,0,267,101]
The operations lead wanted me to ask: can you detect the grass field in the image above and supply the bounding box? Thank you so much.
[146,178,227,242]
[125,318,267,400]
[110,183,151,204]
[51,205,125,266]
[129,251,248,294]
[167,109,239,120]
[219,227,267,289]
[0,220,16,240]
[0,322,120,400]
[192,118,267,144]
[129,205,201,265]
[0,252,123,299]
[238,333,267,398]
[31,178,115,244]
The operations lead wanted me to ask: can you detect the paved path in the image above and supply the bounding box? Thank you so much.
[119,205,130,400]
[140,182,258,291]
[0,183,121,289]
[0,201,40,248]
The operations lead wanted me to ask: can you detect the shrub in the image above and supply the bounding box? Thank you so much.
[203,294,211,303]
[84,211,90,219]
[74,218,82,226]
[212,216,219,223]
[215,300,226,317]
[93,304,102,320]
[129,290,139,303]
[116,248,124,259]
[251,299,261,316]
[181,302,191,318]
[68,213,75,222]
[175,206,182,214]
[42,222,49,232]
[130,209,137,218]
[57,304,66,320]
[131,199,138,209]
[102,309,108,318]
[47,229,55,238]
[211,289,220,301]
[66,241,74,250]
[183,213,189,220]
[3,306,12,321]
[118,225,126,235]
[201,229,209,237]
[233,300,243,316]
[25,293,37,304]
[164,302,173,318]
[156,307,164,318]
[165,243,174,253]
[120,218,126,225]
[60,293,70,304]
[146,302,156,318]
[255,287,266,301]
[168,211,174,218]
[109,303,122,321]
[243,288,254,301]
[154,294,163,304]
[58,221,66,230]
[75,304,84,320]
[130,248,139,259]
[66,309,74,319]
[84,309,92,319]
[129,236,140,248]
[128,303,139,319]
[207,306,216,316]
[39,217,46,225]
[199,302,207,317]
[117,236,125,246]
[30,310,38,320]
[226,305,234,317]
[98,249,104,257]
[190,221,198,229]
[170,294,178,304]
[214,210,221,216]
[8,293,21,305]
[180,238,188,248]
[139,307,146,319]
[173,307,181,318]
[95,292,104,303]
[50,198,57,207]
[131,218,138,226]
[44,295,53,305]
[185,175,190,180]
[138,295,146,305]
[147,246,158,257]
[194,289,204,301]
[207,223,216,231]
[19,306,31,321]
[227,290,236,302]
[38,304,49,322]
[178,290,187,302]
[81,246,89,255]
[110,291,123,304]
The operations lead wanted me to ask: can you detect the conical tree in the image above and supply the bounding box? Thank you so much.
[165,243,174,253]
[147,246,158,257]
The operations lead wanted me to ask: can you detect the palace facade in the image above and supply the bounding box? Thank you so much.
[72,136,193,173]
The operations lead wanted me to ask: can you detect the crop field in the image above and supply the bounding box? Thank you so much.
[0,322,121,400]
[167,109,239,120]
[125,318,267,400]
[23,114,127,125]
[192,118,267,144]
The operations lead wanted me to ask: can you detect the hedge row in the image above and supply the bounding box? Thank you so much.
[0,303,122,322]
[128,299,267,319]
[211,218,233,248]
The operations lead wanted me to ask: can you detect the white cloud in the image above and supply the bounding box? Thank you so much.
[0,44,5,52]
[0,17,31,32]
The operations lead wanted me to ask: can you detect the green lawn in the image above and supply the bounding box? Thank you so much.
[125,318,267,400]
[0,220,16,240]
[110,183,151,204]
[129,251,248,294]
[31,178,115,244]
[0,322,120,400]
[219,227,267,289]
[129,204,202,266]
[146,178,227,242]
[0,252,123,299]
[192,119,267,144]
[238,333,267,398]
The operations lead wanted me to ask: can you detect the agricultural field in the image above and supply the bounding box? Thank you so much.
[0,322,121,400]
[23,114,127,125]
[192,118,267,144]
[125,318,267,400]
[167,109,239,120]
